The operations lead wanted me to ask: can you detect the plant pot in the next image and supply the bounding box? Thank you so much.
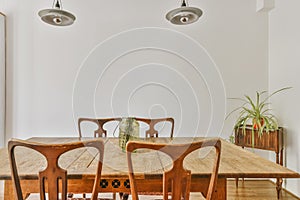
[234,125,283,153]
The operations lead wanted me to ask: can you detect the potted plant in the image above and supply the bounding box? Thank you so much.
[227,87,291,147]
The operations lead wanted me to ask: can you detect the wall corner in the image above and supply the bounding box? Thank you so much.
[256,0,275,12]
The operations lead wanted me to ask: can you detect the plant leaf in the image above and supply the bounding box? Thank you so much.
[261,87,292,104]
[225,102,248,120]
[245,95,256,111]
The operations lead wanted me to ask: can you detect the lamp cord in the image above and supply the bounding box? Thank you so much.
[181,0,188,7]
[52,0,63,9]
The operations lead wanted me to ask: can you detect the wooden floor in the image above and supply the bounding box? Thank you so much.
[226,180,299,200]
[0,180,299,199]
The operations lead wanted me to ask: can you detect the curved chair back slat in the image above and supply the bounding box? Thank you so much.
[78,117,174,138]
[126,138,221,200]
[8,139,104,200]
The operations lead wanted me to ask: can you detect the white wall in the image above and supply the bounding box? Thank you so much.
[0,13,5,147]
[0,0,269,143]
[269,0,300,196]
[2,0,299,196]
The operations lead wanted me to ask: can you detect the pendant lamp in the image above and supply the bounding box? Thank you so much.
[38,0,76,26]
[166,0,203,25]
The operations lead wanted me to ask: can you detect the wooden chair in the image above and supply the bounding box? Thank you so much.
[78,117,122,138]
[126,139,221,200]
[134,117,174,138]
[8,138,104,200]
[78,117,174,138]
[78,117,175,200]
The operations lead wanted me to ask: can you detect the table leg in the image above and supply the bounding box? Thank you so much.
[235,146,246,188]
[275,149,284,199]
[214,178,227,199]
[276,152,279,165]
[4,180,13,200]
[280,148,283,166]
[4,180,33,200]
[276,178,283,199]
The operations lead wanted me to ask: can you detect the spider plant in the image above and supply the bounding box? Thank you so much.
[227,87,291,146]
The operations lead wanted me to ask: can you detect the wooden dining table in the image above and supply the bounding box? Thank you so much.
[0,137,299,200]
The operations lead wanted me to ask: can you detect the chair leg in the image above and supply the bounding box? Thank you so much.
[67,193,74,198]
[122,193,129,200]
[119,192,129,200]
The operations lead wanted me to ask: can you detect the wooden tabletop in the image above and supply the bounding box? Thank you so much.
[0,137,299,180]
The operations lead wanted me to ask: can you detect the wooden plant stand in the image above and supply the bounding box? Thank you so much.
[234,126,284,199]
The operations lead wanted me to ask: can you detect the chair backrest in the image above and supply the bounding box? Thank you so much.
[78,117,174,138]
[8,139,104,200]
[126,139,221,200]
[78,117,122,137]
[134,117,174,138]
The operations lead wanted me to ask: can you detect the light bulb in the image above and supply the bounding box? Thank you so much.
[180,16,189,23]
[53,16,62,24]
